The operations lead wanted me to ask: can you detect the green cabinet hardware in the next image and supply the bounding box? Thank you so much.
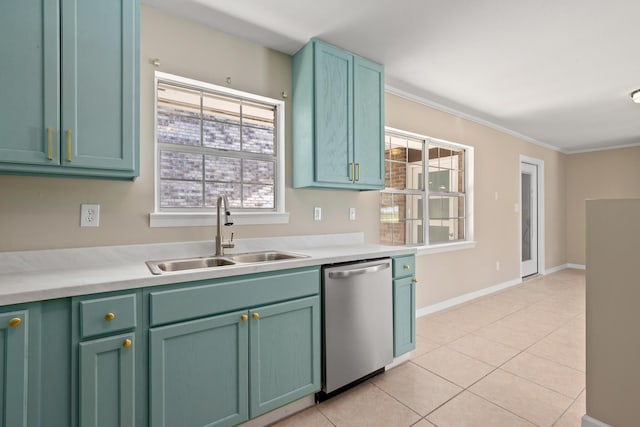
[0,0,139,180]
[292,39,384,190]
[392,255,417,356]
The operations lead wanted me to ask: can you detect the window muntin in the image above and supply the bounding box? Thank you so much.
[155,76,280,212]
[380,130,470,246]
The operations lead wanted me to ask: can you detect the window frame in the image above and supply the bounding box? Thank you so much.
[150,72,288,227]
[382,127,475,254]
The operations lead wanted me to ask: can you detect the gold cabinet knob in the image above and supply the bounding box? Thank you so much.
[122,339,132,348]
[8,317,22,328]
[240,314,248,322]
[412,278,418,284]
[403,264,411,270]
[252,312,260,320]
[104,312,115,322]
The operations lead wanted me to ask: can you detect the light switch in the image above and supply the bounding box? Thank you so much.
[314,207,321,221]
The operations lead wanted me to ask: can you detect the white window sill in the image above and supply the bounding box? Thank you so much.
[149,211,290,227]
[415,240,477,256]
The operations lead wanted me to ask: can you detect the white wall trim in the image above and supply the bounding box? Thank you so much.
[567,141,640,154]
[568,263,586,270]
[545,263,570,274]
[581,415,612,427]
[385,85,564,153]
[520,155,545,277]
[149,211,290,227]
[416,277,523,317]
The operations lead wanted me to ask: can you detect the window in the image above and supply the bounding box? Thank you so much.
[380,128,474,249]
[151,72,287,226]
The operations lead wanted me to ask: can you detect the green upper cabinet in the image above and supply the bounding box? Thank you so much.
[292,39,384,190]
[0,0,139,180]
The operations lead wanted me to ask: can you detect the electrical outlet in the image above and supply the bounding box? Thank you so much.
[81,204,100,227]
[313,206,322,221]
[349,207,356,221]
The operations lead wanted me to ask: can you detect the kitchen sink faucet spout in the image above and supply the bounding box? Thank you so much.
[215,194,234,256]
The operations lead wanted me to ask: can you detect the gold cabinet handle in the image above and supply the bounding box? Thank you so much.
[355,163,360,181]
[47,128,53,160]
[122,339,132,348]
[350,162,355,183]
[240,314,248,323]
[8,317,22,328]
[104,312,115,322]
[66,129,72,162]
[252,312,260,320]
[403,264,411,270]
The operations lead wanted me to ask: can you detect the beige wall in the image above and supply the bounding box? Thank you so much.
[0,5,568,311]
[585,199,640,426]
[565,147,640,265]
[386,95,567,307]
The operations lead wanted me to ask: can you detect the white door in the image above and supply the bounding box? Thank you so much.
[521,162,538,277]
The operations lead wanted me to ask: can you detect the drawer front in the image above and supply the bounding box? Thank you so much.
[392,255,415,279]
[80,294,137,339]
[149,267,320,327]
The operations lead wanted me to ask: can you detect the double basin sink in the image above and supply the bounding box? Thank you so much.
[146,250,308,275]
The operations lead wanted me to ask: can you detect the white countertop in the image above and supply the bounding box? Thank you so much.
[0,233,415,306]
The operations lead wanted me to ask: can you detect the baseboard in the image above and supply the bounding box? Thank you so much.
[581,414,611,427]
[416,277,523,317]
[546,263,570,274]
[568,263,586,270]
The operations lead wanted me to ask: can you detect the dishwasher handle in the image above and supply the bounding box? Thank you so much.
[327,262,390,279]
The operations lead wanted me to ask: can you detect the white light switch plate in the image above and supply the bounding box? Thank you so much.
[349,207,356,221]
[314,207,321,221]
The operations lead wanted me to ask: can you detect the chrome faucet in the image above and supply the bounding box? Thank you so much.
[215,194,235,256]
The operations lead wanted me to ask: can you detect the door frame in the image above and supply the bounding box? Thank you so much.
[519,155,545,277]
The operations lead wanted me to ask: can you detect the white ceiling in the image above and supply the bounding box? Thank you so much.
[143,0,640,153]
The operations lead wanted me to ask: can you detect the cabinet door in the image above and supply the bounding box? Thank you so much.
[353,56,385,189]
[0,0,59,166]
[79,333,135,427]
[149,311,248,427]
[249,296,320,418]
[61,0,138,174]
[393,277,416,356]
[0,311,29,427]
[313,42,353,185]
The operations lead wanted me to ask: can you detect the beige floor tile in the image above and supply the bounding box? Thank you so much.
[318,382,420,427]
[426,391,535,427]
[502,352,585,398]
[270,406,334,427]
[431,303,510,332]
[415,316,467,345]
[496,307,574,336]
[469,370,573,426]
[447,334,520,367]
[553,389,586,427]
[526,335,585,372]
[474,322,543,350]
[408,334,441,359]
[531,295,585,317]
[412,346,494,388]
[371,362,462,416]
[412,419,435,427]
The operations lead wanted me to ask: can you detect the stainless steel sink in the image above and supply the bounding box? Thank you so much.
[146,250,308,275]
[226,250,308,263]
[146,257,236,275]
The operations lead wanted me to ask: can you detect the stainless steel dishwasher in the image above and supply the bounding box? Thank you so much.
[321,258,393,395]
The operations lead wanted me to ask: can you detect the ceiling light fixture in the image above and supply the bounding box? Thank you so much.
[631,89,640,103]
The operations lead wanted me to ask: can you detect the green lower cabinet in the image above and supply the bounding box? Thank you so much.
[0,310,29,427]
[393,277,416,356]
[249,296,321,417]
[149,311,249,427]
[79,333,136,427]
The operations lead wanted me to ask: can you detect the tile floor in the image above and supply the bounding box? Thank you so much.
[272,269,586,427]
